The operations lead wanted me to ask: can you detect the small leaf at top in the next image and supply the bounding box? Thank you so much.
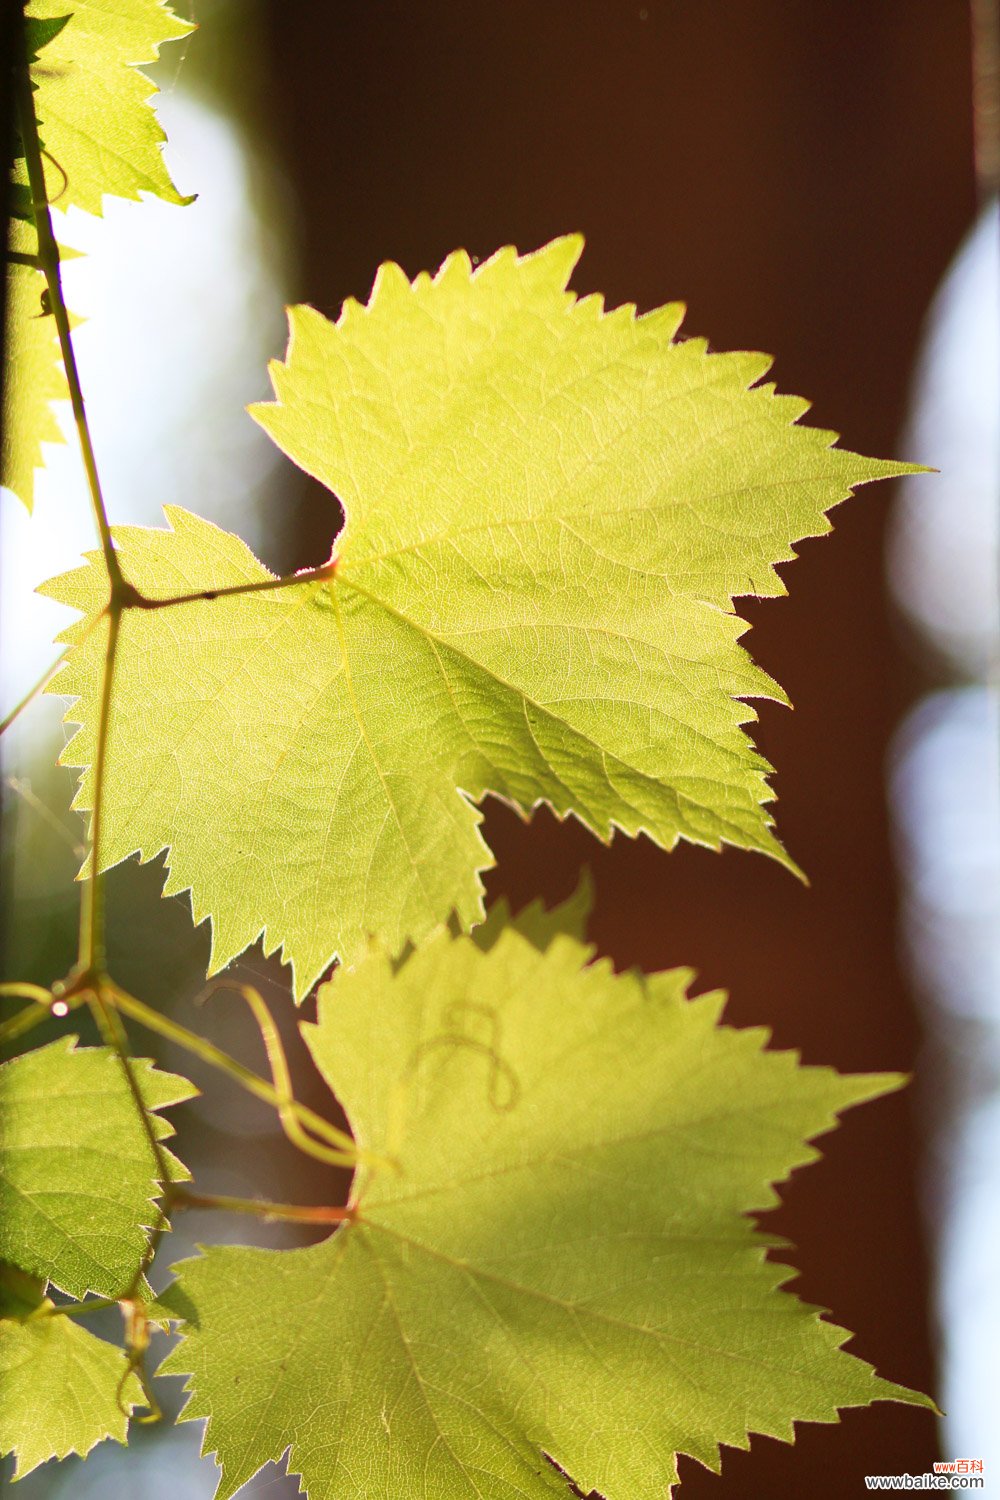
[15,0,193,217]
[159,917,930,1500]
[42,240,918,995]
[0,1038,196,1300]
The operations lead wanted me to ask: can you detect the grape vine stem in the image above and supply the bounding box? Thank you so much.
[171,1186,355,1226]
[6,46,369,1374]
[14,64,123,592]
[107,980,376,1167]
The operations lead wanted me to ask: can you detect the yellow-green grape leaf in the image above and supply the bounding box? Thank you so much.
[0,1038,196,1300]
[42,240,916,997]
[471,870,594,954]
[1,221,68,511]
[16,0,193,216]
[159,918,930,1500]
[0,1267,142,1479]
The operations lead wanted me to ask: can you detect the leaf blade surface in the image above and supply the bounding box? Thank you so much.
[160,921,929,1499]
[41,242,914,993]
[0,1269,142,1478]
[17,0,193,217]
[0,1038,195,1299]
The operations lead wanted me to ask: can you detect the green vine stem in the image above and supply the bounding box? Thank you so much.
[171,1186,355,1225]
[127,557,338,612]
[14,49,123,981]
[200,980,360,1167]
[107,981,375,1167]
[77,608,120,972]
[6,41,368,1412]
[13,62,123,590]
[0,980,56,1006]
[11,44,173,1388]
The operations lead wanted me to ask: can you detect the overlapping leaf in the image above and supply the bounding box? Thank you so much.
[0,1267,141,1478]
[42,240,915,996]
[15,0,193,217]
[3,2,190,509]
[159,915,929,1500]
[0,1038,195,1299]
[1,221,68,511]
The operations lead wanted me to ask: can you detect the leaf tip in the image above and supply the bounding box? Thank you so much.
[520,232,586,291]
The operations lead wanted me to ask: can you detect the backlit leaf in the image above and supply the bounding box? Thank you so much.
[0,1038,195,1299]
[41,241,915,995]
[1,221,68,512]
[0,1267,142,1479]
[160,917,929,1499]
[16,0,193,217]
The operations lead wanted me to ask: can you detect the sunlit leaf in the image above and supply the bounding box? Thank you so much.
[0,1038,195,1299]
[1,220,68,512]
[42,241,915,995]
[160,917,929,1499]
[0,1266,141,1479]
[16,0,193,217]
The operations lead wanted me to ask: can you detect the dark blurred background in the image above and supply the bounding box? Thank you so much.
[2,1,993,1496]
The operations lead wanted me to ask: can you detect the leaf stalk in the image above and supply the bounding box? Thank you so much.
[13,59,123,592]
[171,1185,355,1226]
[106,980,372,1166]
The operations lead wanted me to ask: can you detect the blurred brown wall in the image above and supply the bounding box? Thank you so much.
[260,3,977,1493]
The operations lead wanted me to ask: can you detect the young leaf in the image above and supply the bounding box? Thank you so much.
[0,1266,142,1478]
[15,0,193,217]
[1,219,71,512]
[41,241,916,996]
[0,1038,195,1300]
[159,920,929,1500]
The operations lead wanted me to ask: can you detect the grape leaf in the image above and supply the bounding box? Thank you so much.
[0,1038,196,1300]
[1,220,69,512]
[159,919,929,1499]
[0,1266,142,1478]
[41,240,916,997]
[471,870,594,954]
[16,0,193,217]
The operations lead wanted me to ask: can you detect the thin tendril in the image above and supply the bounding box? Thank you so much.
[0,609,103,738]
[5,777,86,856]
[0,649,73,736]
[106,980,383,1167]
[198,979,358,1168]
[171,1185,355,1226]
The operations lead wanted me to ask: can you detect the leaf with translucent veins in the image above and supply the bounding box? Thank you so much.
[16,0,193,217]
[1,221,69,512]
[159,915,932,1500]
[0,1267,143,1479]
[0,1038,196,1300]
[42,238,919,996]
